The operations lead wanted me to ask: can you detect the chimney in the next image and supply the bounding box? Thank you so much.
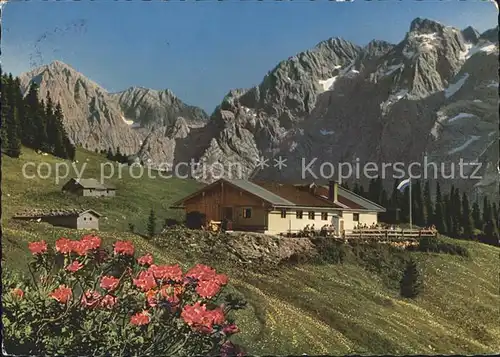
[328,180,338,202]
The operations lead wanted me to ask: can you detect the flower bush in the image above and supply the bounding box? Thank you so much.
[2,235,246,356]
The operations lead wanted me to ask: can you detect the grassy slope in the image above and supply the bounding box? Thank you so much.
[1,147,202,232]
[2,148,499,355]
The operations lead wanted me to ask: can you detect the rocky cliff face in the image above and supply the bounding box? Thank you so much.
[19,18,498,197]
[110,87,208,129]
[189,19,498,197]
[19,61,208,165]
[19,61,142,155]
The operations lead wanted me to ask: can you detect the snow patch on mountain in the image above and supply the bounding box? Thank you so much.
[410,32,440,51]
[448,113,475,123]
[320,129,335,135]
[318,76,339,91]
[444,73,469,98]
[486,81,498,88]
[384,64,404,77]
[380,89,408,115]
[465,42,498,59]
[448,135,481,155]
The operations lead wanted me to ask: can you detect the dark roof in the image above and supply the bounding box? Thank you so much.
[65,178,115,190]
[13,209,102,219]
[171,178,385,212]
[253,182,344,208]
[225,179,295,206]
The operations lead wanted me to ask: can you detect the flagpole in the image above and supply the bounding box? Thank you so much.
[409,178,412,231]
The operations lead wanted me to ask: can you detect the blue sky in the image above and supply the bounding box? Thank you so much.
[1,0,497,113]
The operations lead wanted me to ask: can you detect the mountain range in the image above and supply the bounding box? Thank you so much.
[18,18,499,197]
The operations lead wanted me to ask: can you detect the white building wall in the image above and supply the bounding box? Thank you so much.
[266,209,339,235]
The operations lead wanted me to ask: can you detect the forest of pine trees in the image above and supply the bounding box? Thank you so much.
[0,70,75,160]
[353,178,499,246]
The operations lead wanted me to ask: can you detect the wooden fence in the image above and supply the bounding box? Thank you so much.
[343,228,437,239]
[281,228,437,240]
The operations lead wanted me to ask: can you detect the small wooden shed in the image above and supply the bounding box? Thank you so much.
[13,209,102,230]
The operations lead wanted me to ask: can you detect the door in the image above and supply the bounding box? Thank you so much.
[222,207,233,220]
[331,215,340,235]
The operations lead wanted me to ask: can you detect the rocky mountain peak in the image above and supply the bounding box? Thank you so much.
[461,26,480,44]
[409,17,446,34]
[479,26,499,43]
[165,116,191,139]
[111,86,208,129]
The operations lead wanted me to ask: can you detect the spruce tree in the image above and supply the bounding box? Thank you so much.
[1,75,11,153]
[452,187,462,236]
[106,147,113,161]
[379,188,389,222]
[368,178,376,203]
[6,107,22,157]
[434,182,446,233]
[483,203,499,245]
[493,203,498,229]
[390,180,400,223]
[52,103,69,159]
[472,201,482,230]
[353,182,360,195]
[413,180,425,227]
[23,82,41,148]
[400,259,422,298]
[482,197,491,228]
[1,75,22,157]
[401,186,409,223]
[443,193,453,236]
[423,181,433,226]
[147,208,157,238]
[44,91,56,153]
[461,192,474,239]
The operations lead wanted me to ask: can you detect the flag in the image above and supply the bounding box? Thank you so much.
[397,178,411,192]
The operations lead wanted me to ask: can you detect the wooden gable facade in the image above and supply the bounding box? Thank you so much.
[176,180,272,230]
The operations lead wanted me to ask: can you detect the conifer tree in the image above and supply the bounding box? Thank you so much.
[379,188,389,222]
[390,180,400,223]
[400,259,422,298]
[413,180,425,227]
[452,187,462,236]
[433,182,446,233]
[1,74,11,153]
[53,102,69,159]
[482,197,491,228]
[401,186,409,223]
[23,82,41,148]
[423,181,433,226]
[368,178,376,203]
[353,182,360,195]
[444,193,453,235]
[483,202,499,245]
[461,192,474,238]
[147,208,157,238]
[472,201,482,230]
[5,107,22,157]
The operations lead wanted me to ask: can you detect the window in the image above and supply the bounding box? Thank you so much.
[308,211,315,220]
[89,217,93,221]
[84,217,87,221]
[243,208,252,219]
[280,209,287,218]
[321,212,328,221]
[353,213,359,222]
[296,210,303,219]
